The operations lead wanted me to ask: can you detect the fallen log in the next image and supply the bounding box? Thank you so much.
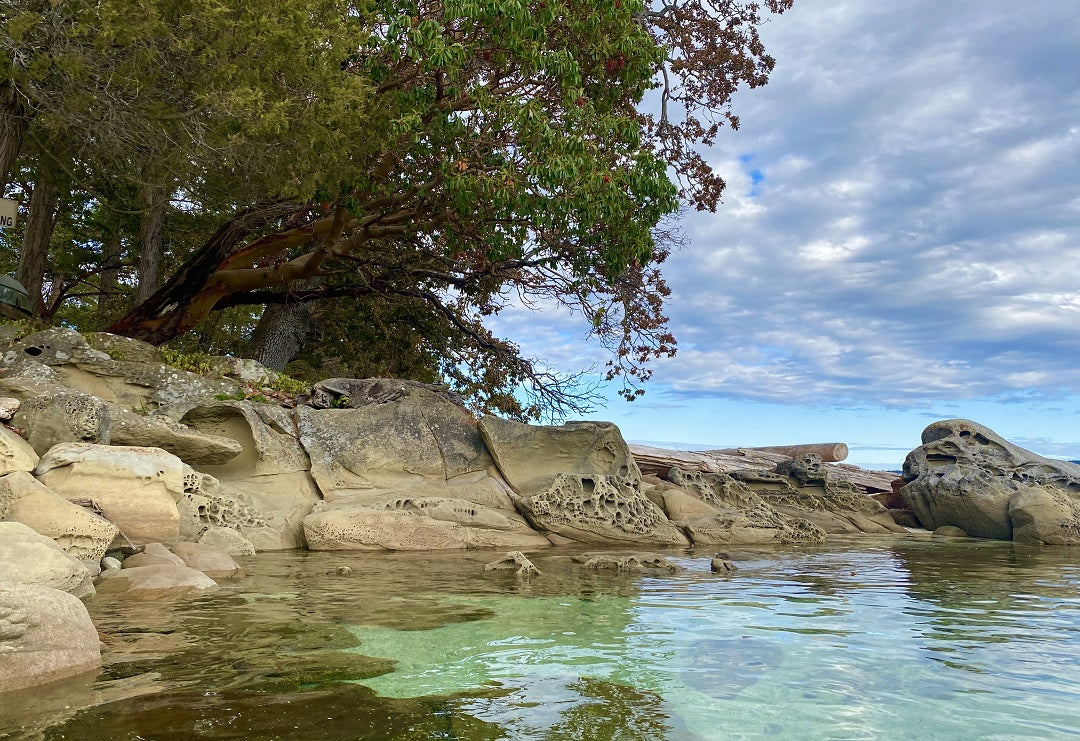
[707,443,848,463]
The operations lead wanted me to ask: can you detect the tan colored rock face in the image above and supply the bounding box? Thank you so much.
[0,522,95,598]
[479,417,641,497]
[303,506,549,551]
[34,443,186,546]
[901,419,1080,542]
[0,584,102,693]
[108,407,243,466]
[297,385,545,551]
[0,424,37,474]
[179,403,320,550]
[666,469,828,546]
[0,471,119,561]
[517,474,688,546]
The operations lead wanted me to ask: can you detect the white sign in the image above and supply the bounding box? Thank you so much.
[0,199,16,229]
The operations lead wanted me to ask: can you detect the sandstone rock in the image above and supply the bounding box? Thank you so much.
[0,522,95,598]
[667,469,827,545]
[732,454,905,535]
[303,504,549,551]
[14,391,111,454]
[96,563,217,594]
[1008,486,1080,545]
[570,553,681,571]
[170,541,243,578]
[0,471,119,561]
[0,423,37,474]
[122,542,186,569]
[84,332,164,363]
[479,416,640,497]
[101,556,121,571]
[108,406,243,466]
[710,554,736,573]
[180,402,320,550]
[208,356,279,386]
[197,526,256,556]
[34,443,186,545]
[296,384,544,550]
[0,397,20,421]
[933,525,968,537]
[1,328,109,367]
[484,551,541,576]
[888,508,922,529]
[0,584,101,693]
[515,473,688,546]
[901,419,1080,541]
[307,377,457,409]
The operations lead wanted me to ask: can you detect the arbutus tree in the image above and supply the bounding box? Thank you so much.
[4,0,791,419]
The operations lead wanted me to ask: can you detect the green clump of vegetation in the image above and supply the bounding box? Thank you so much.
[330,395,351,409]
[268,374,309,396]
[160,347,219,376]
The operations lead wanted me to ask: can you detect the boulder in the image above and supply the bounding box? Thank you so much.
[0,522,95,598]
[13,390,111,454]
[0,584,102,693]
[1,328,110,367]
[179,402,321,550]
[666,469,827,545]
[477,416,684,545]
[0,471,119,561]
[96,564,217,594]
[570,553,681,571]
[121,542,186,569]
[478,416,641,496]
[108,406,242,466]
[197,526,256,556]
[900,419,1080,542]
[0,423,37,474]
[170,541,243,578]
[34,443,186,546]
[296,383,545,550]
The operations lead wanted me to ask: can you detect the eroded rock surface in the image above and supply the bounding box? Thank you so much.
[0,584,101,693]
[0,522,95,597]
[298,382,545,551]
[0,471,119,561]
[34,443,186,546]
[0,424,37,475]
[901,419,1080,544]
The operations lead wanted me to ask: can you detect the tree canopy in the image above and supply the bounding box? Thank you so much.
[0,0,792,419]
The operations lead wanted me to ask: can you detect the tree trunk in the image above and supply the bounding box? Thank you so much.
[97,236,122,323]
[135,184,167,303]
[17,175,59,315]
[108,200,302,344]
[0,80,31,194]
[247,300,313,371]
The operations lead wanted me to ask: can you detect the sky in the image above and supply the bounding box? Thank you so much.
[494,0,1080,470]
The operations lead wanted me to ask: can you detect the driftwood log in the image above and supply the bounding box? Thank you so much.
[708,442,848,463]
[629,444,899,495]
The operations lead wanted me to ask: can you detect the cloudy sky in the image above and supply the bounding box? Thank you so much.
[498,0,1080,469]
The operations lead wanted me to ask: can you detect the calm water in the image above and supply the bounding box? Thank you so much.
[2,536,1079,740]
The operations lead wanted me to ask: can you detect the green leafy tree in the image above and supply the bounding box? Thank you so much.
[2,0,791,418]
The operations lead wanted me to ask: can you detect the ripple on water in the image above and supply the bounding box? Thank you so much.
[5,540,1080,740]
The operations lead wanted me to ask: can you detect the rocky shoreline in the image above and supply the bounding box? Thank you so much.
[2,326,1079,695]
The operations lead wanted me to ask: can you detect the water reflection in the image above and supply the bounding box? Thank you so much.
[2,541,1079,740]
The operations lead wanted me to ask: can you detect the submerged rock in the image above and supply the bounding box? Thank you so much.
[484,551,541,576]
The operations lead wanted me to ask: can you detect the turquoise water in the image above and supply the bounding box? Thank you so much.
[3,536,1080,739]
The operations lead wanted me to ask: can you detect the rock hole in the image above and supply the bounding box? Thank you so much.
[581,478,596,496]
[23,346,43,356]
